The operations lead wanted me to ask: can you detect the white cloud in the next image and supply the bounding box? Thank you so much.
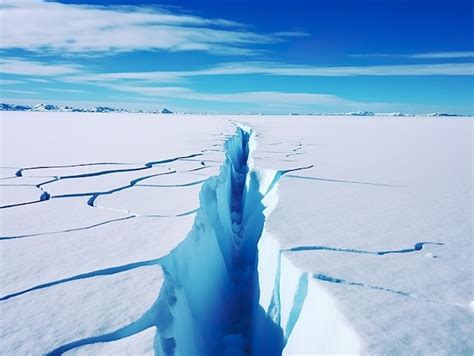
[45,88,88,94]
[28,78,52,83]
[2,57,471,113]
[351,51,474,59]
[0,58,82,76]
[0,0,294,55]
[98,84,415,113]
[110,84,354,107]
[195,62,474,76]
[65,71,184,84]
[1,89,36,95]
[410,51,474,59]
[63,61,474,85]
[272,31,310,38]
[10,59,472,88]
[0,78,23,85]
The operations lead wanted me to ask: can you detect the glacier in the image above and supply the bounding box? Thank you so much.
[1,112,472,355]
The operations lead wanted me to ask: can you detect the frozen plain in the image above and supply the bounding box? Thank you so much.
[0,112,473,355]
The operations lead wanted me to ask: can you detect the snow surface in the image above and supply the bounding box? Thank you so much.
[238,116,474,354]
[0,112,472,355]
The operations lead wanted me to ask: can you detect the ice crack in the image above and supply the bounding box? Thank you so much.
[46,127,308,355]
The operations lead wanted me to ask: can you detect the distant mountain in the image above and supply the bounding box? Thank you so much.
[1,103,33,111]
[34,103,62,111]
[346,111,375,116]
[344,111,467,117]
[0,103,467,117]
[375,112,407,117]
[425,112,464,117]
[0,103,174,114]
[92,106,123,113]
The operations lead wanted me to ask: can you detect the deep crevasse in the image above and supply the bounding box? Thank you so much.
[45,126,361,356]
[154,127,313,355]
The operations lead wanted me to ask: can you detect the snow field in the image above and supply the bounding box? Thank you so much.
[1,112,472,354]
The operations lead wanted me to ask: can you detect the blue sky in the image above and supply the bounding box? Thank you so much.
[1,0,473,114]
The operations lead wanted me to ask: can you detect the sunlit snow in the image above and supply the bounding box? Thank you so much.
[1,112,472,355]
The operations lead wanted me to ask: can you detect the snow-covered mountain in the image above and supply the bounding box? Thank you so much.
[425,112,464,117]
[0,103,174,114]
[1,103,33,111]
[33,103,62,112]
[92,106,123,113]
[346,111,376,116]
[0,103,466,117]
[375,112,407,117]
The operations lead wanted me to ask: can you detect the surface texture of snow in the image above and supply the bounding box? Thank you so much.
[238,116,473,354]
[1,112,472,354]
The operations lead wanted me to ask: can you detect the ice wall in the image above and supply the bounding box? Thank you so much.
[154,127,314,355]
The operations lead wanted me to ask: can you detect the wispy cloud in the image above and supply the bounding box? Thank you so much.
[0,58,83,76]
[0,0,301,56]
[7,57,472,96]
[110,84,357,107]
[27,78,52,84]
[45,88,88,94]
[351,51,474,59]
[187,61,474,77]
[2,57,472,110]
[80,83,415,113]
[1,57,472,113]
[0,89,36,95]
[63,61,474,85]
[410,51,474,59]
[0,78,24,85]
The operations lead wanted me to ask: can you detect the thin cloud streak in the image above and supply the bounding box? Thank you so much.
[64,62,474,84]
[1,89,36,95]
[412,51,474,59]
[4,59,472,85]
[0,78,24,85]
[185,61,474,76]
[0,58,83,76]
[107,84,381,111]
[1,58,472,111]
[351,51,474,59]
[45,88,88,94]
